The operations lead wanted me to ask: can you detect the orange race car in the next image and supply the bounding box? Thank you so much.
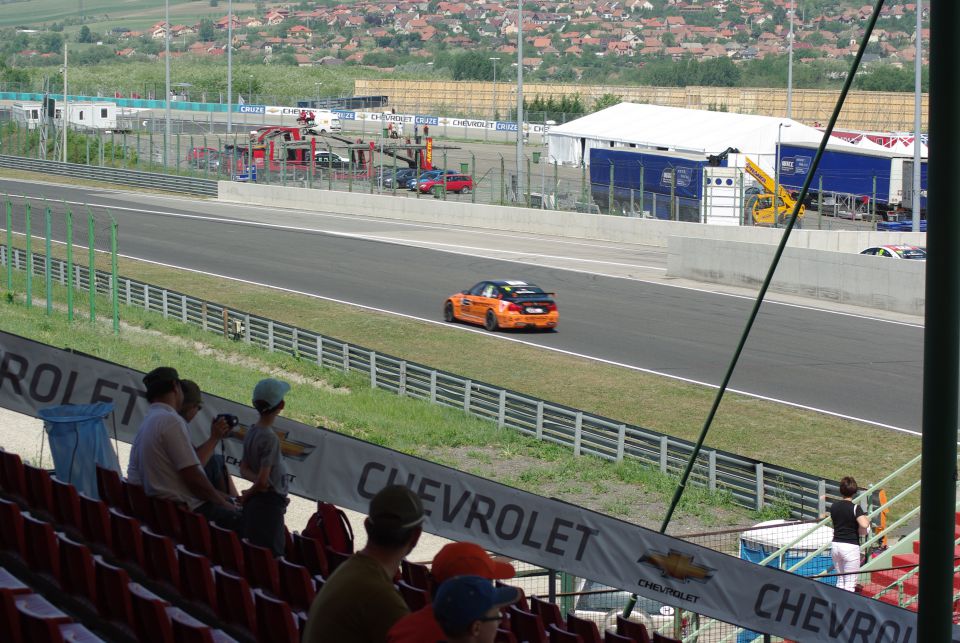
[444,280,558,331]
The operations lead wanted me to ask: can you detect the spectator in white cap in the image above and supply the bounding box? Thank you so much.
[433,575,519,643]
[240,377,291,556]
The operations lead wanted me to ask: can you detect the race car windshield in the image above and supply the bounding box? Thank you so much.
[500,285,546,298]
[898,247,926,259]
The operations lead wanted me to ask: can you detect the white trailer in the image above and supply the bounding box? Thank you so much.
[12,101,119,131]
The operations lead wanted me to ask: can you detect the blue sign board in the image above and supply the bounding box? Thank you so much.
[238,104,266,114]
[415,115,439,126]
[333,110,356,120]
[496,122,519,132]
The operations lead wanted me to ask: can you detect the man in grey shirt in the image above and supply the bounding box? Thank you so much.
[240,377,291,556]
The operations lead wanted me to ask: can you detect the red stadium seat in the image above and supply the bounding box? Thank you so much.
[22,464,54,517]
[95,465,126,512]
[0,498,26,558]
[324,545,350,575]
[401,559,432,592]
[150,496,182,542]
[16,601,72,642]
[50,477,83,532]
[253,588,299,643]
[0,449,28,501]
[0,588,24,643]
[0,568,30,595]
[209,522,245,577]
[509,605,548,643]
[566,612,602,643]
[214,566,256,632]
[652,635,681,643]
[291,532,329,577]
[604,631,634,643]
[141,527,180,591]
[498,580,530,611]
[57,533,97,605]
[124,481,155,528]
[78,493,112,550]
[277,557,315,614]
[57,623,107,642]
[170,608,216,643]
[129,582,174,643]
[177,545,218,613]
[530,596,565,632]
[616,615,651,643]
[242,538,280,595]
[108,508,144,568]
[178,506,212,557]
[397,579,429,612]
[93,557,134,626]
[549,623,584,642]
[22,514,60,581]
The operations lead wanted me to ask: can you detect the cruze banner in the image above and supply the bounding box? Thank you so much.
[0,331,950,642]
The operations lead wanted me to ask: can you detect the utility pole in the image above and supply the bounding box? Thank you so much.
[912,0,923,231]
[164,0,171,168]
[62,42,67,163]
[786,0,794,118]
[516,1,524,201]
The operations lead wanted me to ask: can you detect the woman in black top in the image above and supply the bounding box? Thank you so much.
[830,476,871,592]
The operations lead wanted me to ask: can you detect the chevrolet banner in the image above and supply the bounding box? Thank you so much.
[0,331,950,643]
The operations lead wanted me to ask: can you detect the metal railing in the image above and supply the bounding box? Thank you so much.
[2,244,838,519]
[0,155,217,197]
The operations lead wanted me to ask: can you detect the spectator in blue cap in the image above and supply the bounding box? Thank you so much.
[433,575,519,643]
[240,377,292,556]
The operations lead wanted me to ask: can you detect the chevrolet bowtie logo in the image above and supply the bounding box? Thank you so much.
[226,426,316,462]
[638,549,714,583]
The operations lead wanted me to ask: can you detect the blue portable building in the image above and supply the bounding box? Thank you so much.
[589,148,718,221]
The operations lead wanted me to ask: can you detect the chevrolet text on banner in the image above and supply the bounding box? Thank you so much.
[0,331,950,643]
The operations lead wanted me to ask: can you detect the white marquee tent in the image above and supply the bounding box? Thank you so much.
[547,103,869,174]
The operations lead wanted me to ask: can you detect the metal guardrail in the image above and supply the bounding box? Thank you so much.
[0,155,217,197]
[3,245,836,519]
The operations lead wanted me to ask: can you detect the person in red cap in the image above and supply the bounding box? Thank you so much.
[387,541,515,642]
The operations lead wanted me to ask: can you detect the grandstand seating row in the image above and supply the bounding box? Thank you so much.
[0,446,670,643]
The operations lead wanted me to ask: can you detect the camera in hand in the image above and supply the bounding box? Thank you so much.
[216,414,240,428]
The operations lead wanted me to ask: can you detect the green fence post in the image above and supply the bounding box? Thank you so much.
[580,161,587,205]
[110,131,116,165]
[391,153,397,196]
[348,157,353,192]
[471,153,476,204]
[327,145,333,191]
[500,155,505,205]
[872,175,877,222]
[526,156,532,207]
[66,208,73,321]
[552,160,558,209]
[122,132,128,168]
[111,216,118,334]
[86,135,90,166]
[88,208,95,323]
[176,134,181,175]
[5,197,11,292]
[135,129,140,169]
[148,131,152,170]
[608,161,615,214]
[442,149,448,200]
[24,201,31,308]
[818,176,823,230]
[639,164,644,216]
[44,204,52,315]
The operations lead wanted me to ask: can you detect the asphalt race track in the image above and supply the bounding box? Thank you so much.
[0,177,924,433]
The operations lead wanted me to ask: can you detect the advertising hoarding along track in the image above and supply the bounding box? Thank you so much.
[0,330,943,643]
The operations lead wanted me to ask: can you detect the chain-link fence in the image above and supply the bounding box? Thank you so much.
[0,112,892,231]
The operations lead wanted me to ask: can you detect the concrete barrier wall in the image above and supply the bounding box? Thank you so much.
[667,237,926,315]
[218,182,925,252]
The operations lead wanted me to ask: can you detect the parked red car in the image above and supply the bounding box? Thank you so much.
[418,174,473,195]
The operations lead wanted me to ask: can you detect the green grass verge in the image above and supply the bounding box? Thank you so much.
[0,266,757,533]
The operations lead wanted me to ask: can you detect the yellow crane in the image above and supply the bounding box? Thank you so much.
[744,157,805,226]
